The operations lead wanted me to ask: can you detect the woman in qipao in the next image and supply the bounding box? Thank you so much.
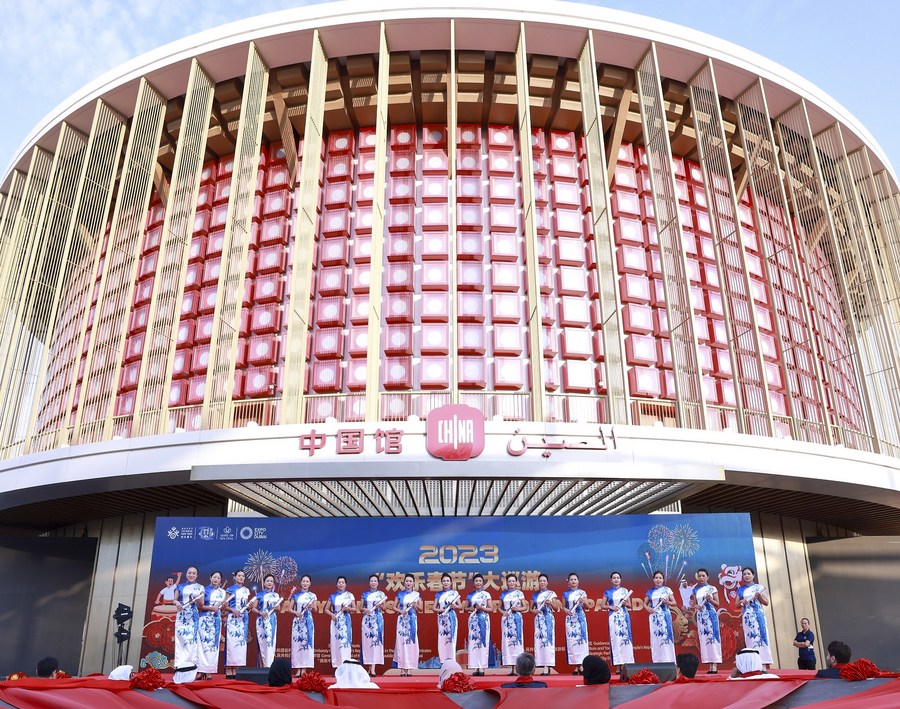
[499,574,526,673]
[254,574,284,668]
[644,570,676,663]
[174,565,205,668]
[563,572,589,675]
[224,570,252,679]
[466,573,493,676]
[603,571,634,673]
[394,573,423,676]
[689,568,721,674]
[197,570,228,679]
[289,575,317,675]
[359,574,387,675]
[435,573,461,663]
[531,573,558,675]
[737,566,772,667]
[326,576,356,669]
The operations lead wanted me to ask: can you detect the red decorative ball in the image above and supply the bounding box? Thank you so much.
[627,668,660,684]
[131,667,166,690]
[295,670,327,693]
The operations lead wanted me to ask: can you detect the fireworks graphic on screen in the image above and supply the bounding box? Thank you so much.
[667,524,700,583]
[670,524,700,558]
[636,542,659,578]
[244,549,276,585]
[647,524,673,552]
[638,523,700,582]
[272,555,298,588]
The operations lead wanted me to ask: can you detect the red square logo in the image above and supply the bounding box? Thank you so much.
[425,404,485,461]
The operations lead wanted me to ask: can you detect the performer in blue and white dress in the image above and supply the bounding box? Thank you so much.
[603,571,634,671]
[738,566,773,667]
[563,572,589,674]
[531,573,558,674]
[254,574,284,668]
[290,575,317,673]
[326,576,356,668]
[197,571,229,678]
[644,570,676,663]
[359,574,387,675]
[500,574,526,671]
[224,570,252,678]
[173,565,205,668]
[466,573,493,675]
[394,574,423,676]
[689,568,721,673]
[435,573,461,663]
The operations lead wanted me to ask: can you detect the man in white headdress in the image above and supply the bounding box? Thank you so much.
[108,665,134,680]
[728,649,778,680]
[437,660,463,689]
[173,664,198,684]
[334,659,380,689]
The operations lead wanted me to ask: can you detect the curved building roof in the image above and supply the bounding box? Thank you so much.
[2,0,897,188]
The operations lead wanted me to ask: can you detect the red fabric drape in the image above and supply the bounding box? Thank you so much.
[167,680,328,708]
[173,686,326,708]
[0,686,166,709]
[612,679,807,708]
[491,685,609,708]
[800,680,900,708]
[327,688,458,707]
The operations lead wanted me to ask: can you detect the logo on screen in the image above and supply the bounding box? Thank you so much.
[426,404,485,460]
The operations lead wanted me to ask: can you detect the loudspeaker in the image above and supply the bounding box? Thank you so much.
[235,667,270,685]
[621,662,677,682]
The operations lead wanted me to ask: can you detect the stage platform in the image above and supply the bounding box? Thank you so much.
[1,671,899,708]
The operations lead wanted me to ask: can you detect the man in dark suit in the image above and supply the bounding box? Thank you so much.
[815,640,852,678]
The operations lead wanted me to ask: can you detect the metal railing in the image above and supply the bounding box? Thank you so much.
[458,392,531,422]
[545,393,609,424]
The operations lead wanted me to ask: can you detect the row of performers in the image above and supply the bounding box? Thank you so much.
[171,566,772,677]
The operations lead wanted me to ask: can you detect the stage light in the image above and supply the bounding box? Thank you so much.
[113,603,133,624]
[113,626,131,643]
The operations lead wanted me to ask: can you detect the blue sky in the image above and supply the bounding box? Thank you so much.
[1,0,898,181]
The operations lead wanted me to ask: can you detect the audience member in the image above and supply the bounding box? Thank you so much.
[334,659,380,688]
[437,660,463,689]
[500,652,547,689]
[173,664,198,684]
[36,657,60,679]
[582,655,611,685]
[675,652,699,680]
[816,641,852,679]
[728,649,778,680]
[108,665,133,680]
[268,658,293,687]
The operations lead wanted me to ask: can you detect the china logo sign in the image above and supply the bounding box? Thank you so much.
[426,404,485,461]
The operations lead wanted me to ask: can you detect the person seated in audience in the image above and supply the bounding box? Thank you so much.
[108,665,134,680]
[438,660,463,689]
[268,658,293,687]
[36,657,60,679]
[581,655,611,685]
[334,659,380,689]
[173,664,198,684]
[675,652,699,680]
[500,652,547,689]
[815,641,852,679]
[727,649,778,680]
